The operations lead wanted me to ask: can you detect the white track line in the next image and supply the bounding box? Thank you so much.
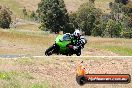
[32,56,132,58]
[0,56,132,59]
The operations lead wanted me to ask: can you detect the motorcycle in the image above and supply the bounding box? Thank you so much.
[45,33,87,56]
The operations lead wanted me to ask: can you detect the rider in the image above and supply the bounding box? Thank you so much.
[70,29,84,50]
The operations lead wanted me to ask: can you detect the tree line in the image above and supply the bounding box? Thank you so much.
[37,0,132,38]
[0,6,12,29]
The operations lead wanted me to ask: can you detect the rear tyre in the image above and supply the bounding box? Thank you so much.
[76,52,81,56]
[45,45,54,56]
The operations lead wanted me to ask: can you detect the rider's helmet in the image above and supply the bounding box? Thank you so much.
[73,29,81,38]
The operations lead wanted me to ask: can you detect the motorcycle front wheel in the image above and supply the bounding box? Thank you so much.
[45,45,55,56]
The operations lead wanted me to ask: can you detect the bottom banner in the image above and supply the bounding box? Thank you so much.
[76,62,131,85]
[76,74,131,85]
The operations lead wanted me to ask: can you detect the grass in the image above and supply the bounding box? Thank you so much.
[96,0,113,2]
[0,28,54,43]
[18,58,35,65]
[14,0,114,11]
[8,29,49,37]
[0,0,114,18]
[31,82,50,88]
[0,72,11,80]
[0,58,54,88]
[0,70,50,88]
[102,46,132,56]
[95,0,114,13]
[0,28,55,55]
[86,37,132,56]
[15,23,40,31]
[0,71,34,80]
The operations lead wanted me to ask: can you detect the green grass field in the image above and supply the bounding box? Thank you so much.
[0,71,50,88]
[88,37,132,56]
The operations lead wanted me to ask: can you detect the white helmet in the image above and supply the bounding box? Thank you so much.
[73,30,81,37]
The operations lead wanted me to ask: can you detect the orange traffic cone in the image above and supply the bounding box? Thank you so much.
[76,61,86,76]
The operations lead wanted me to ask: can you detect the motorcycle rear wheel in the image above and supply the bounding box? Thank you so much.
[76,48,81,56]
[76,52,81,56]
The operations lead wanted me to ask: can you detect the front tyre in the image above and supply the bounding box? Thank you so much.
[45,45,54,56]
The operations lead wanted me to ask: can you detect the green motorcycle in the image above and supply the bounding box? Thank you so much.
[45,33,87,56]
